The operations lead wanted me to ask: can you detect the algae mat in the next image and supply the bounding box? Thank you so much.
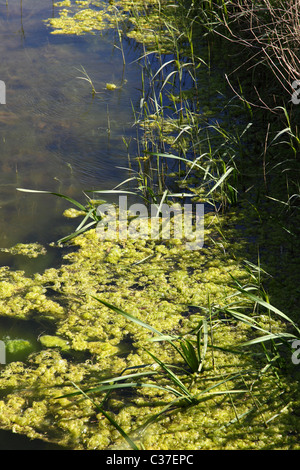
[0,219,299,450]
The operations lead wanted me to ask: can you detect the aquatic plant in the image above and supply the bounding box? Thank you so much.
[221,275,300,362]
[56,294,248,449]
[16,188,136,244]
[53,257,300,450]
[94,296,209,375]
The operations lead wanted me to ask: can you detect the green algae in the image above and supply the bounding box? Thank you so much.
[46,1,115,36]
[4,339,36,363]
[0,214,298,449]
[46,0,175,53]
[0,266,64,321]
[0,243,47,259]
[46,0,128,36]
[39,335,70,352]
[63,208,87,219]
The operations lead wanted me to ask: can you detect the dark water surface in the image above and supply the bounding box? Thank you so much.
[0,0,142,273]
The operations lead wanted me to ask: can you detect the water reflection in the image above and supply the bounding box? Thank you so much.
[0,0,141,268]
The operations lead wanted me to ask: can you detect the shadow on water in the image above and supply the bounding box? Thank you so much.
[0,429,66,449]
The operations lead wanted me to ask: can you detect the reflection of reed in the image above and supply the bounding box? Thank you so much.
[0,111,18,124]
[1,0,25,41]
[20,0,25,39]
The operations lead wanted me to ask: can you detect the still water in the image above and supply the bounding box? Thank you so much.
[0,0,142,273]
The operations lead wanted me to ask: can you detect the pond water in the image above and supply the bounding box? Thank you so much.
[0,0,143,274]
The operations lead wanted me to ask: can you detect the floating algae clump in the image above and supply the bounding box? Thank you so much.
[0,217,299,450]
[39,335,70,352]
[46,0,175,51]
[105,83,118,91]
[46,0,125,35]
[5,339,36,362]
[0,267,64,320]
[0,243,47,258]
[63,208,86,219]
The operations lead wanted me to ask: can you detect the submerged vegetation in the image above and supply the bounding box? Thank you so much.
[0,0,300,450]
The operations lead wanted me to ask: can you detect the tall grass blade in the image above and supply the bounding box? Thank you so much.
[16,188,87,211]
[206,167,234,196]
[145,349,194,403]
[86,190,137,195]
[92,296,163,337]
[198,318,208,372]
[241,332,298,347]
[234,286,300,335]
[57,220,97,244]
[69,382,139,450]
[179,339,199,373]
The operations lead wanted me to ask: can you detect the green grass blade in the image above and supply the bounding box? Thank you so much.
[75,208,97,231]
[98,407,139,450]
[235,286,300,334]
[197,319,208,372]
[69,382,139,450]
[57,220,97,244]
[241,332,298,347]
[148,152,207,172]
[57,381,181,399]
[206,167,234,196]
[92,296,163,337]
[16,188,87,212]
[86,190,137,195]
[145,349,194,402]
[179,339,199,373]
[194,372,247,399]
[223,308,270,332]
[155,189,169,217]
[149,335,179,342]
